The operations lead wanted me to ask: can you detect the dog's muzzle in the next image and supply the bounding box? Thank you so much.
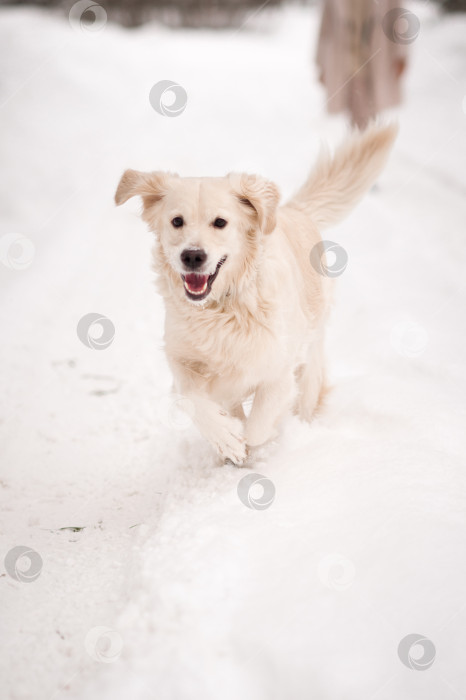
[181,256,227,302]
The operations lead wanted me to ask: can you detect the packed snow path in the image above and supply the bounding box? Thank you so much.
[1,4,466,699]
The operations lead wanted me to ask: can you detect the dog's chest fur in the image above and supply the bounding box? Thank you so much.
[165,295,287,398]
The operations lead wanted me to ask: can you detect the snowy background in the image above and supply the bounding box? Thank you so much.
[1,1,466,698]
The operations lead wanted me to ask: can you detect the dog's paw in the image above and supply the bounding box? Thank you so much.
[189,398,247,465]
[204,411,247,465]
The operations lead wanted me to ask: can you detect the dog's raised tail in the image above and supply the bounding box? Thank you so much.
[288,123,398,230]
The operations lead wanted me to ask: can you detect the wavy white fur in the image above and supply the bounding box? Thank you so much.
[115,123,397,464]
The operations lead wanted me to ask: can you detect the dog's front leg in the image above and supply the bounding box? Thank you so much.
[189,395,248,464]
[169,361,247,465]
[246,372,296,448]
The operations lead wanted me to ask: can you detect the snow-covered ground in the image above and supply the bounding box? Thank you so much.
[1,2,466,698]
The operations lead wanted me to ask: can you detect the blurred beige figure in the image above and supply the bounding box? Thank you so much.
[316,0,408,128]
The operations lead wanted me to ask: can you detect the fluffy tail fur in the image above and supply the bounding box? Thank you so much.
[288,123,398,229]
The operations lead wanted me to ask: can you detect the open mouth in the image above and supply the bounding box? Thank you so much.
[181,256,227,302]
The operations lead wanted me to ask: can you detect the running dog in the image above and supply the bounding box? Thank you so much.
[115,123,397,464]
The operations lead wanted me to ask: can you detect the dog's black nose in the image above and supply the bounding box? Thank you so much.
[180,248,207,270]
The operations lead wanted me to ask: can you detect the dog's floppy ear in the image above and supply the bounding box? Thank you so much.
[114,169,174,209]
[230,173,280,235]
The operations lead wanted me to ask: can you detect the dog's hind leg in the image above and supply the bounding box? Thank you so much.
[293,337,326,422]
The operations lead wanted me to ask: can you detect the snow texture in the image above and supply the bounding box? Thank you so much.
[1,2,465,699]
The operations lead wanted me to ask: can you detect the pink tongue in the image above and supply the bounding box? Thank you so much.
[185,273,208,292]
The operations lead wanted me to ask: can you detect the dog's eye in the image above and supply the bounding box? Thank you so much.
[213,218,227,229]
[171,216,184,228]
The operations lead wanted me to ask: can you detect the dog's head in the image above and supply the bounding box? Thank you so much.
[115,170,280,305]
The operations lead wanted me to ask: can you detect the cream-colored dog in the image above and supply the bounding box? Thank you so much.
[115,124,396,465]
